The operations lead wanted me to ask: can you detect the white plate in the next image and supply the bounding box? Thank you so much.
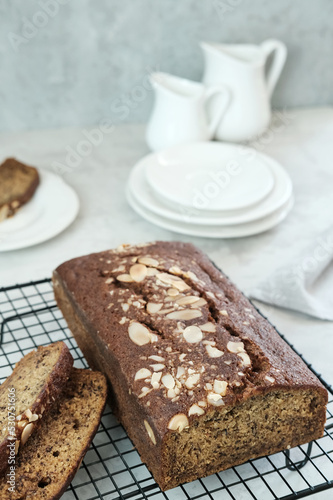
[128,153,293,226]
[145,142,275,212]
[127,187,294,238]
[0,169,79,251]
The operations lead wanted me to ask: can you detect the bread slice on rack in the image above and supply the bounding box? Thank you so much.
[0,342,73,475]
[0,368,108,500]
[0,157,40,222]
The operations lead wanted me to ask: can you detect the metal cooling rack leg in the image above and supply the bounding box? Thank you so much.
[0,305,58,346]
[285,442,313,471]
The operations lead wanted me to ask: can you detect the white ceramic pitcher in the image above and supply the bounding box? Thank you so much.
[146,72,229,151]
[201,39,287,142]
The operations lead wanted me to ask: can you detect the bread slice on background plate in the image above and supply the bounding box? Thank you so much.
[0,342,73,475]
[0,158,40,222]
[0,368,107,500]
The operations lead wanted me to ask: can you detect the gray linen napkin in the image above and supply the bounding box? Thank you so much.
[250,225,333,320]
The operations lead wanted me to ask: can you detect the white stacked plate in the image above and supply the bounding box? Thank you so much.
[126,142,293,238]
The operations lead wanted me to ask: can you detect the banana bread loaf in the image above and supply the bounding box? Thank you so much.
[53,241,328,490]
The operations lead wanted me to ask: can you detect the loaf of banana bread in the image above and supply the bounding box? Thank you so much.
[53,242,328,490]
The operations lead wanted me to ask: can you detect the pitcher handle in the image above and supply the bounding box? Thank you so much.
[204,85,230,139]
[261,39,287,99]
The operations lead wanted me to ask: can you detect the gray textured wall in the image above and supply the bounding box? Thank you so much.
[0,0,332,132]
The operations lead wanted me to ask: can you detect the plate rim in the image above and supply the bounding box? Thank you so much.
[144,141,278,212]
[128,153,293,226]
[0,169,80,252]
[126,186,294,239]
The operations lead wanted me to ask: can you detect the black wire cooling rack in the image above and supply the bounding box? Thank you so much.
[1,278,333,500]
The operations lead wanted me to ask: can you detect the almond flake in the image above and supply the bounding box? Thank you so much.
[167,414,189,432]
[148,355,165,362]
[203,340,216,346]
[169,265,182,275]
[138,387,152,398]
[138,256,159,267]
[188,404,205,416]
[185,373,200,389]
[151,372,162,385]
[166,309,202,321]
[213,380,228,396]
[113,265,125,272]
[25,409,32,419]
[147,303,163,314]
[167,288,179,297]
[158,308,176,315]
[157,273,190,292]
[176,366,186,379]
[167,388,176,398]
[220,310,228,316]
[21,422,34,445]
[183,326,203,344]
[190,298,207,308]
[128,322,155,346]
[206,345,224,358]
[185,271,198,281]
[147,268,159,276]
[265,375,275,383]
[227,341,245,353]
[198,401,207,407]
[162,374,175,389]
[238,352,251,367]
[207,392,225,406]
[117,274,134,283]
[176,295,200,306]
[144,419,156,445]
[150,363,165,372]
[134,368,152,381]
[130,263,147,282]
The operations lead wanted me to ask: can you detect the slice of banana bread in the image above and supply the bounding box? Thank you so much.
[0,342,73,475]
[0,158,40,222]
[0,368,107,500]
[53,242,328,490]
